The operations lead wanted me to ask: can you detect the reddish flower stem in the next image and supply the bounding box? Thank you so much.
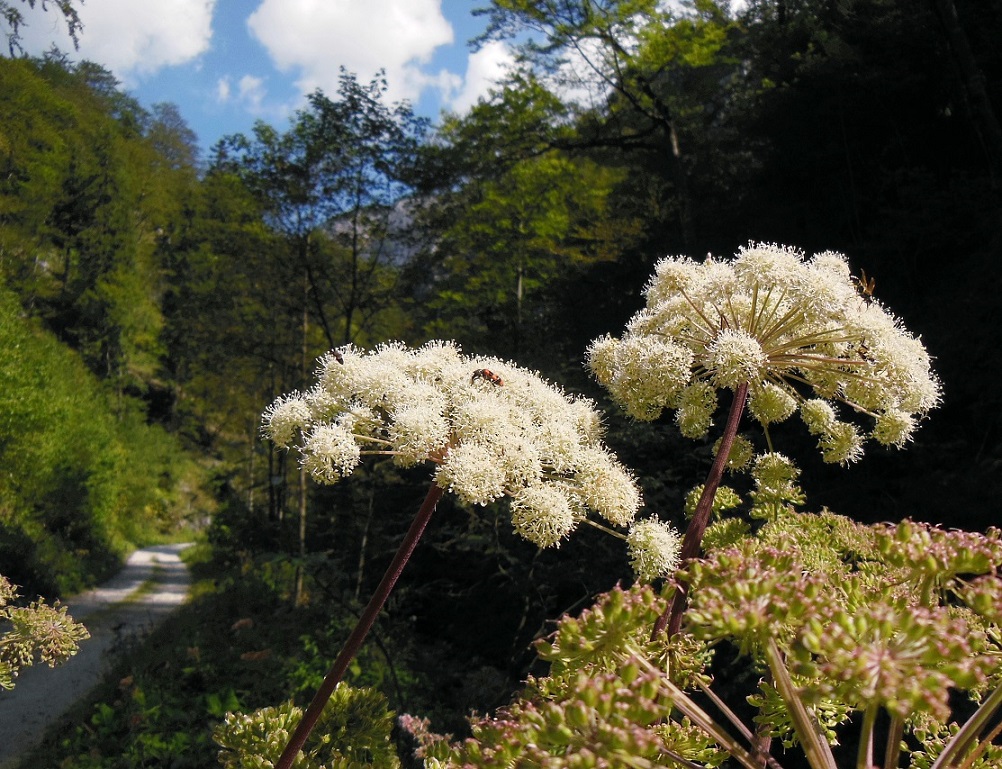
[275,482,445,769]
[652,382,749,640]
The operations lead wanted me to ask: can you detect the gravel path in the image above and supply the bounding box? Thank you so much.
[0,543,194,769]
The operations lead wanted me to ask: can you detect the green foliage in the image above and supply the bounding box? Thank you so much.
[474,0,739,250]
[413,152,640,359]
[159,165,285,451]
[68,686,200,768]
[0,54,196,399]
[425,71,572,180]
[215,686,400,769]
[0,284,203,594]
[415,512,1002,768]
[287,620,404,701]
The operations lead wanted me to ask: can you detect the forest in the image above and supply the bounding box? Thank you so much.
[1,0,1002,766]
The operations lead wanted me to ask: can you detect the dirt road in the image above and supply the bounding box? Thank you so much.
[0,543,193,768]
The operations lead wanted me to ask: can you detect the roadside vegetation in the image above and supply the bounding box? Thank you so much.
[2,0,1001,766]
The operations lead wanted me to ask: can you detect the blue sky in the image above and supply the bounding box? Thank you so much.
[15,0,515,153]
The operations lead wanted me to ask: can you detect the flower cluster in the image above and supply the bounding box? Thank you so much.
[214,686,400,769]
[0,575,89,690]
[587,243,941,463]
[874,519,1002,599]
[748,451,806,517]
[626,518,682,582]
[683,541,832,654]
[793,599,989,722]
[262,341,644,550]
[686,514,1000,728]
[414,511,1002,769]
[423,664,696,769]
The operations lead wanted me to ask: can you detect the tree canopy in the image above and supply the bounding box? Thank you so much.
[2,2,1002,758]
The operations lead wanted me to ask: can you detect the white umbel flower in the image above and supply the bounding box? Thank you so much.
[389,404,449,467]
[627,518,682,582]
[572,447,643,527]
[587,243,940,463]
[435,442,508,506]
[261,393,311,448]
[707,329,768,390]
[675,382,717,439]
[300,424,361,483]
[587,334,693,421]
[510,485,577,548]
[262,340,643,548]
[873,408,917,447]
[748,382,797,425]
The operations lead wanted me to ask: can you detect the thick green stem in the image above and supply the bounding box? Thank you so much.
[857,703,878,769]
[630,647,778,769]
[930,680,1002,769]
[754,669,776,768]
[274,482,445,769]
[883,713,904,769]
[652,382,749,640]
[763,639,838,769]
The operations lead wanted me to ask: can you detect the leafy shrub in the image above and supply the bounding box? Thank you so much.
[0,286,204,595]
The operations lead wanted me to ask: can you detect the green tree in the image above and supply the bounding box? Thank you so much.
[215,70,426,351]
[415,152,639,361]
[0,57,199,401]
[1,0,81,54]
[210,70,426,600]
[160,164,290,520]
[146,101,200,171]
[476,0,737,250]
[0,56,75,288]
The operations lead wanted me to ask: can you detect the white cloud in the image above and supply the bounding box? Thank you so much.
[17,0,215,82]
[237,74,266,112]
[246,0,454,106]
[216,76,231,102]
[215,73,271,117]
[551,37,615,110]
[446,40,515,114]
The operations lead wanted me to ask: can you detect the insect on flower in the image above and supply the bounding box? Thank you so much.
[853,269,876,301]
[471,368,504,386]
[332,349,345,365]
[858,339,873,361]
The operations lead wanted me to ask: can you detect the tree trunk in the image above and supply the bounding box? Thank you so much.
[931,0,1002,193]
[294,272,309,606]
[666,118,697,252]
[247,422,256,515]
[354,479,376,601]
[515,261,524,357]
